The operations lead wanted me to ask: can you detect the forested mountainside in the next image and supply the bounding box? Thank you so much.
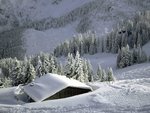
[0,0,150,58]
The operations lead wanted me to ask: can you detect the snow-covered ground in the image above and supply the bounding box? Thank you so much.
[114,63,150,80]
[0,77,150,113]
[84,53,117,71]
[23,21,77,55]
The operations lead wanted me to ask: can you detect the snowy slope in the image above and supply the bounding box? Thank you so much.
[22,0,150,55]
[23,21,77,54]
[0,78,150,113]
[9,0,93,19]
[114,63,150,80]
[1,0,150,55]
[84,53,117,71]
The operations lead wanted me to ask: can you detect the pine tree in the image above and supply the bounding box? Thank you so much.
[107,67,115,82]
[49,55,57,73]
[86,60,94,82]
[73,51,85,82]
[124,44,133,66]
[101,69,106,82]
[97,65,103,81]
[117,45,133,68]
[35,56,42,77]
[24,62,35,84]
[63,41,70,56]
[64,53,75,78]
[132,44,138,63]
[10,58,22,86]
[57,62,64,75]
[82,59,89,82]
[41,53,50,75]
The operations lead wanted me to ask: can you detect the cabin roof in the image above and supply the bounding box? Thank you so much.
[23,73,92,102]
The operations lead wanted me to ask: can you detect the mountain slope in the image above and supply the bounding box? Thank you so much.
[0,0,150,56]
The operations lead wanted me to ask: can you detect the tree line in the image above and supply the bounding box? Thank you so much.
[54,11,150,57]
[117,44,148,68]
[0,52,115,88]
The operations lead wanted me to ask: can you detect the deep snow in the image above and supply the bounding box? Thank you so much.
[0,77,150,113]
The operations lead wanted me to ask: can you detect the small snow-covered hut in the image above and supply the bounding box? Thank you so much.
[23,73,92,102]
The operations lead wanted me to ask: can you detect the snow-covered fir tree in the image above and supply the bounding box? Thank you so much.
[35,56,42,77]
[40,53,50,75]
[64,53,75,78]
[117,45,133,68]
[73,51,85,82]
[24,61,35,84]
[86,60,94,82]
[107,67,115,82]
[101,69,107,82]
[132,44,138,63]
[97,65,103,81]
[82,59,89,83]
[49,55,58,74]
[10,58,22,86]
[64,52,92,82]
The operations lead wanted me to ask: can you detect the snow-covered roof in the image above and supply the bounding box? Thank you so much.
[23,73,92,102]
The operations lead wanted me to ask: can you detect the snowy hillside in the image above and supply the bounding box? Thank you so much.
[0,78,150,113]
[0,0,150,55]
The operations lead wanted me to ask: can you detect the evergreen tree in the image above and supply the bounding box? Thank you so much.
[107,67,115,81]
[117,45,133,68]
[86,60,94,82]
[49,55,57,73]
[101,69,106,82]
[73,51,85,82]
[40,53,50,75]
[57,62,64,75]
[97,65,103,81]
[82,59,89,82]
[64,53,75,78]
[24,62,35,84]
[132,44,138,63]
[10,58,22,86]
[35,56,42,77]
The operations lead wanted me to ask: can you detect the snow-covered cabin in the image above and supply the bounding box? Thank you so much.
[23,73,92,102]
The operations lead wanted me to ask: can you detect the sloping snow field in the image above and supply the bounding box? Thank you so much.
[0,77,150,113]
[21,0,150,55]
[114,63,150,80]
